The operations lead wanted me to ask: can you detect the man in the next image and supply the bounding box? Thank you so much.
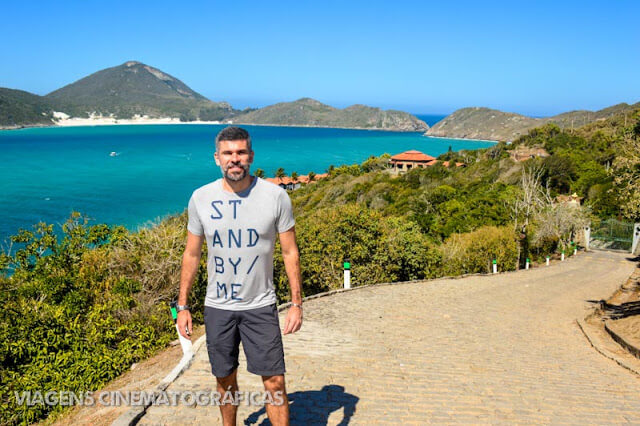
[177,126,303,426]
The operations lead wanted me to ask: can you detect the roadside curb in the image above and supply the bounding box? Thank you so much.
[605,320,640,360]
[576,316,640,377]
[112,334,207,426]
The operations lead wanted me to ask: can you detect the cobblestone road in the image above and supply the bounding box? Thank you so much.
[139,251,640,424]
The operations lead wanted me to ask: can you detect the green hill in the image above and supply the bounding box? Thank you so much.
[233,97,429,131]
[45,61,234,121]
[426,102,640,141]
[0,88,55,128]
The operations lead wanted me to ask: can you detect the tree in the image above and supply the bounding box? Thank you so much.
[308,171,316,182]
[509,164,552,268]
[254,168,265,178]
[612,119,640,221]
[291,171,299,182]
[533,203,590,252]
[275,167,285,178]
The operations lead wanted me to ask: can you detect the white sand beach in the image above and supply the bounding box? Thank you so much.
[52,111,225,127]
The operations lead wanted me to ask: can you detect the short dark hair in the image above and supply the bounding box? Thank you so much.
[215,126,252,152]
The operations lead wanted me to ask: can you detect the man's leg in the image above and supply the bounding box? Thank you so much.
[204,306,241,425]
[217,369,239,426]
[262,374,289,426]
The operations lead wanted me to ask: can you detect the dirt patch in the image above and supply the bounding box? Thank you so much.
[601,265,640,359]
[40,325,206,426]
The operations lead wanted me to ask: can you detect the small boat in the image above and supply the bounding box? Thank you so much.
[110,151,118,157]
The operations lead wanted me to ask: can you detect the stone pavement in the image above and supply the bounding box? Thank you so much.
[138,251,640,424]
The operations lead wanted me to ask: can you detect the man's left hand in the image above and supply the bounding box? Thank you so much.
[283,306,303,334]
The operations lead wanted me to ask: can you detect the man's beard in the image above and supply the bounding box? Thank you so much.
[222,162,250,182]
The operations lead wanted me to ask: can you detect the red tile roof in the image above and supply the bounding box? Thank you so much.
[390,150,436,162]
[264,173,327,186]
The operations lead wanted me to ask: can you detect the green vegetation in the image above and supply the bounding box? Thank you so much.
[0,213,208,425]
[0,88,55,128]
[2,107,639,424]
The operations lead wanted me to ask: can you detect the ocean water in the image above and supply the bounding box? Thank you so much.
[415,114,446,127]
[0,124,494,241]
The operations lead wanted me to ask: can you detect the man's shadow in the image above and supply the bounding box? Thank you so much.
[244,384,359,425]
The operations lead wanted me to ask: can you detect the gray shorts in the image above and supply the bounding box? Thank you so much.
[204,303,285,378]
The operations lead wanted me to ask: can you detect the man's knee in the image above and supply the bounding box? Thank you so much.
[216,369,238,388]
[262,374,285,392]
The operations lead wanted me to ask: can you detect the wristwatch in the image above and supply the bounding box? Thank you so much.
[176,304,190,312]
[291,302,302,310]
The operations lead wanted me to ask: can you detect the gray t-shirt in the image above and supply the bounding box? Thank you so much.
[187,177,295,311]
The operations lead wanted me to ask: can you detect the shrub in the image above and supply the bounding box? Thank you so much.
[441,226,518,275]
[273,204,441,300]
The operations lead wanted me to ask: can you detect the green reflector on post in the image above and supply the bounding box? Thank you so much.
[343,262,351,269]
[170,307,177,320]
[526,258,530,262]
[492,259,497,264]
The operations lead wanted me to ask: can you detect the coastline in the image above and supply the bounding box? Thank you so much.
[1,117,428,133]
[425,134,500,144]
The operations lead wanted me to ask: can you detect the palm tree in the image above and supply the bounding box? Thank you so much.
[254,168,265,178]
[291,171,299,182]
[275,168,285,178]
[308,171,316,182]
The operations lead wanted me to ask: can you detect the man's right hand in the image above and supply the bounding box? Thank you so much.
[177,310,192,340]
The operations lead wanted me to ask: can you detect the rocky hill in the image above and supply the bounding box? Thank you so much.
[426,102,640,141]
[234,98,428,131]
[45,61,234,121]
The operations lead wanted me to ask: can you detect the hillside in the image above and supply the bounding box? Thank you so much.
[45,61,234,121]
[426,102,640,141]
[0,88,55,128]
[234,97,428,131]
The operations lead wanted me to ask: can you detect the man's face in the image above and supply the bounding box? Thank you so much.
[214,139,254,182]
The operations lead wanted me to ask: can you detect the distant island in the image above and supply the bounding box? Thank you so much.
[0,61,427,132]
[426,103,640,142]
[233,97,427,131]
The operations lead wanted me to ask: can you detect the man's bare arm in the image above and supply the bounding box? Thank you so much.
[279,226,303,334]
[177,231,204,339]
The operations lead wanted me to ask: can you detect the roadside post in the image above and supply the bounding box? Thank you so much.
[561,250,565,261]
[632,224,640,255]
[584,225,591,251]
[492,259,497,274]
[343,258,351,289]
[546,256,550,266]
[170,301,193,356]
[525,258,530,270]
[572,241,577,256]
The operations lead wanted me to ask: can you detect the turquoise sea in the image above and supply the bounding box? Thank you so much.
[0,122,494,241]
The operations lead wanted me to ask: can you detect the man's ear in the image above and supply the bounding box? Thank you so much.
[214,152,220,166]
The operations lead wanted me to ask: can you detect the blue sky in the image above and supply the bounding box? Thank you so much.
[1,0,638,116]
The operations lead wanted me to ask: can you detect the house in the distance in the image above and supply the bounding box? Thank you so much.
[509,146,550,162]
[442,161,465,168]
[388,150,464,174]
[265,173,328,190]
[555,193,583,206]
[388,150,437,174]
